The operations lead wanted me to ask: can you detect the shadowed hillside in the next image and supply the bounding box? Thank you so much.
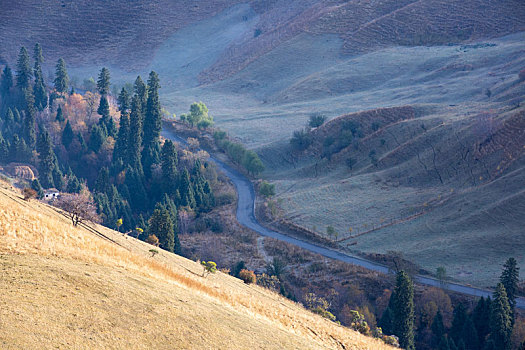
[261,104,525,286]
[0,182,394,349]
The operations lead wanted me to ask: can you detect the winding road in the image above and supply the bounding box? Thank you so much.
[162,127,525,309]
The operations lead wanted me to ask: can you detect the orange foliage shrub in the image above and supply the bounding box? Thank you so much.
[238,269,256,284]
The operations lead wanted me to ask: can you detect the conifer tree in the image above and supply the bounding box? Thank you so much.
[9,134,31,162]
[33,67,47,110]
[179,168,196,208]
[500,257,519,322]
[33,43,44,68]
[432,310,445,346]
[161,194,180,254]
[1,65,13,98]
[88,124,105,153]
[52,166,64,191]
[22,87,36,148]
[450,303,467,344]
[473,297,491,349]
[0,131,9,162]
[16,47,32,89]
[36,129,55,188]
[128,94,142,168]
[392,271,415,350]
[489,283,512,350]
[65,169,82,193]
[133,76,147,118]
[148,204,175,253]
[461,316,479,350]
[54,58,69,94]
[113,110,129,164]
[32,43,47,110]
[97,96,110,126]
[143,71,161,147]
[161,139,178,195]
[31,178,44,198]
[55,105,65,123]
[62,119,74,148]
[117,87,130,112]
[97,67,110,95]
[94,167,111,194]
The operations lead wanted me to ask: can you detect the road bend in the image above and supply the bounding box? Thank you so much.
[162,127,525,309]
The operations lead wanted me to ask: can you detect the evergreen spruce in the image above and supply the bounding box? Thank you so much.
[148,204,175,253]
[94,167,111,194]
[36,129,55,188]
[500,257,519,322]
[33,43,44,68]
[54,58,69,94]
[432,310,445,346]
[33,66,47,110]
[143,71,161,148]
[31,178,44,198]
[392,271,415,350]
[9,134,31,163]
[88,124,106,153]
[0,131,9,162]
[133,76,147,119]
[128,94,142,168]
[32,43,47,110]
[1,65,14,97]
[55,105,65,123]
[450,303,467,343]
[489,283,512,350]
[473,297,491,349]
[97,67,110,95]
[62,120,74,148]
[117,87,130,112]
[113,110,129,164]
[16,47,32,89]
[161,140,178,195]
[22,87,36,148]
[461,316,479,350]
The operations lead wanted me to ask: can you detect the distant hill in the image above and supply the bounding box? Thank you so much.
[0,182,393,349]
[1,0,523,81]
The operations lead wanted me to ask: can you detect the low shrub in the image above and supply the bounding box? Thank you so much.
[238,269,256,284]
[22,188,37,201]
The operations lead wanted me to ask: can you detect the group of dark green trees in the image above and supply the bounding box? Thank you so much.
[0,44,217,255]
[379,258,520,350]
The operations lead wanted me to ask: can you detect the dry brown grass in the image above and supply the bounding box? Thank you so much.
[0,183,394,349]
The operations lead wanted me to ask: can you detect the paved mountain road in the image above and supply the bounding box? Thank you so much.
[162,127,525,309]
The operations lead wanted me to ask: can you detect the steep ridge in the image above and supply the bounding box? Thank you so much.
[0,182,393,349]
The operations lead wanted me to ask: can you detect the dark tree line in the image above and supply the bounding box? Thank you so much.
[0,44,217,255]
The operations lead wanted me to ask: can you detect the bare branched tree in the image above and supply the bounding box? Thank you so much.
[55,192,100,227]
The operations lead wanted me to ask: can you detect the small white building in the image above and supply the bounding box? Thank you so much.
[44,189,60,201]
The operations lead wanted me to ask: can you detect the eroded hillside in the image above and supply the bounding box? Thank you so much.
[262,104,525,286]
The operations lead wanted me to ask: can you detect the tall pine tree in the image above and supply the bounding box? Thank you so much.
[489,283,512,350]
[392,271,415,350]
[500,257,519,323]
[148,204,175,253]
[1,65,13,98]
[128,94,143,169]
[54,58,69,94]
[97,67,110,95]
[16,47,32,90]
[36,129,56,188]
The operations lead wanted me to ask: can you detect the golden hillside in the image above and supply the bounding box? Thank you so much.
[0,183,394,350]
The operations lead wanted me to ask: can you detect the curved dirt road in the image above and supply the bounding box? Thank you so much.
[162,128,525,309]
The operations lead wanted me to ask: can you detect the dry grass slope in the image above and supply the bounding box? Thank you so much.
[0,182,393,350]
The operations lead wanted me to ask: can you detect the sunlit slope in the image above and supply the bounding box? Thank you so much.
[0,184,392,350]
